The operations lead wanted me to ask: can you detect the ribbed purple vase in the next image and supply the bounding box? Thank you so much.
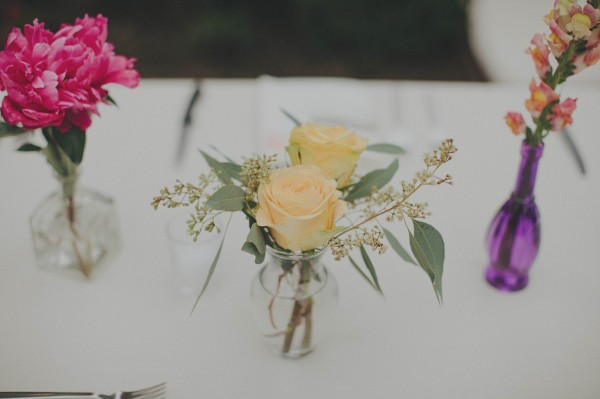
[485,140,543,291]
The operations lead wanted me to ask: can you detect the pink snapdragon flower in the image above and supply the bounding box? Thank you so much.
[549,97,577,130]
[505,112,526,135]
[527,34,552,79]
[525,80,559,118]
[0,14,139,132]
[544,0,600,73]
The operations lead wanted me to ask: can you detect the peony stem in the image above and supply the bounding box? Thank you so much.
[65,192,92,279]
[44,127,92,279]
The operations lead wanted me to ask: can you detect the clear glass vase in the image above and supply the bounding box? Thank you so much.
[29,172,121,279]
[485,140,543,291]
[250,246,339,358]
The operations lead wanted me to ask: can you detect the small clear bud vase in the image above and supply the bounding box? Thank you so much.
[250,246,339,358]
[29,171,121,279]
[485,140,543,291]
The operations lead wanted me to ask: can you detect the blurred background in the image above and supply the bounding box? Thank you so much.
[0,0,487,81]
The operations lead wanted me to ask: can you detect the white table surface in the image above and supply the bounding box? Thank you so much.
[1,78,599,399]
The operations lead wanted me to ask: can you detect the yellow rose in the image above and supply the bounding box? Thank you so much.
[255,165,348,252]
[286,123,368,188]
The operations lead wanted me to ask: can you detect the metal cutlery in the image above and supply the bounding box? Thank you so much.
[174,80,202,168]
[560,128,586,175]
[0,382,166,399]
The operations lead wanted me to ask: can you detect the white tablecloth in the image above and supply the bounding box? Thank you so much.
[1,78,599,398]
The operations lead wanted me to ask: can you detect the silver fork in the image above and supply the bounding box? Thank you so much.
[0,382,166,399]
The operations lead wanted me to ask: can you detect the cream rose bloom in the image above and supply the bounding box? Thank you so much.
[286,123,368,188]
[255,165,348,252]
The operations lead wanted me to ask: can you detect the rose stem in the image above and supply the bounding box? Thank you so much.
[282,299,302,354]
[301,297,313,350]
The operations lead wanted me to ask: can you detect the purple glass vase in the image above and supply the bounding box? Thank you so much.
[485,140,543,291]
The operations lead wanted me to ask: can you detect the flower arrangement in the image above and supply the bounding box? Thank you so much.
[152,119,457,310]
[505,0,600,145]
[0,15,139,277]
[485,0,600,291]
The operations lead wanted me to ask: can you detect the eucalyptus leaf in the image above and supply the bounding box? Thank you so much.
[208,144,237,163]
[367,143,405,155]
[0,122,27,138]
[242,223,267,264]
[348,255,382,294]
[205,185,246,211]
[359,245,383,294]
[191,215,231,314]
[200,150,241,184]
[344,158,399,202]
[408,219,444,304]
[220,162,242,181]
[280,108,302,127]
[17,143,42,152]
[383,227,416,265]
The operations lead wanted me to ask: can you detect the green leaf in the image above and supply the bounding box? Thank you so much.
[344,158,399,202]
[205,185,247,211]
[200,150,241,184]
[0,122,27,138]
[348,255,383,295]
[241,223,267,264]
[383,227,416,265]
[280,108,302,127]
[408,219,444,304]
[366,143,405,155]
[105,94,118,107]
[191,215,231,314]
[220,162,242,181]
[359,245,383,294]
[17,143,42,152]
[53,127,86,165]
[40,141,77,177]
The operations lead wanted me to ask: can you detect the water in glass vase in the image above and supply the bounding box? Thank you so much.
[250,247,339,358]
[29,173,121,278]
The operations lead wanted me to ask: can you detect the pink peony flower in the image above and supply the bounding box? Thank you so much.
[549,97,577,130]
[0,14,139,132]
[504,112,526,135]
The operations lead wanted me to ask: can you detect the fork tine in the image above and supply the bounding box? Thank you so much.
[134,391,165,399]
[126,383,166,399]
[131,387,166,399]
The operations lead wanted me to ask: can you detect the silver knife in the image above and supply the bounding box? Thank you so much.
[560,128,586,175]
[174,81,202,168]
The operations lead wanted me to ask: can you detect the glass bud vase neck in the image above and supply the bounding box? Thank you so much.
[485,140,543,291]
[29,170,121,279]
[250,246,339,358]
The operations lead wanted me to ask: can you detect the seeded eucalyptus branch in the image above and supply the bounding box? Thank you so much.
[328,139,456,302]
